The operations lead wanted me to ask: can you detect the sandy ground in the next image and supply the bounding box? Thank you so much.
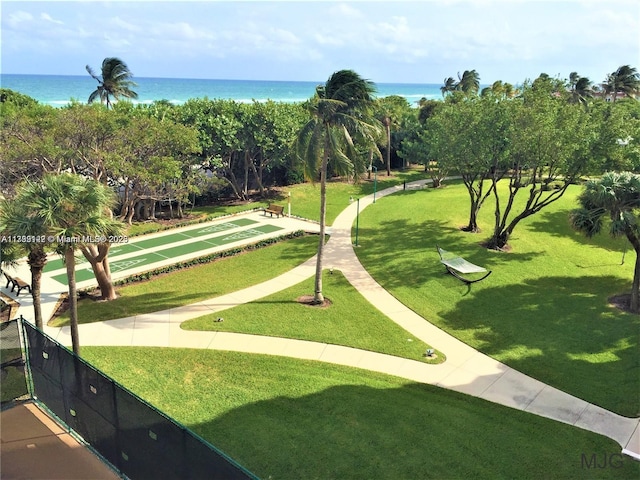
[1,402,120,480]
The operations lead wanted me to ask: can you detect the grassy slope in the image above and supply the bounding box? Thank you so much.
[83,347,640,480]
[182,270,442,363]
[354,181,639,416]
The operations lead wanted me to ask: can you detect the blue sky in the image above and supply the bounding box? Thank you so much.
[2,0,639,85]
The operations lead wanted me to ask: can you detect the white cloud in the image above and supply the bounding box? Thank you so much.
[40,13,63,25]
[7,11,33,28]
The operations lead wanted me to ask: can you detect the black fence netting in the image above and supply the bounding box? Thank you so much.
[1,319,28,405]
[23,321,257,480]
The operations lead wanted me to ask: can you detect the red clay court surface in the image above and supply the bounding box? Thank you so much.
[1,402,120,479]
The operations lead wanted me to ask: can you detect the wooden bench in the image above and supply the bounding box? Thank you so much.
[3,272,31,295]
[264,204,285,218]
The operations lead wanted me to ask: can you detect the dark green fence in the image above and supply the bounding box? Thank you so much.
[0,319,28,406]
[20,319,258,480]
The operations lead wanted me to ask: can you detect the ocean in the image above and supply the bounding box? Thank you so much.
[0,74,443,107]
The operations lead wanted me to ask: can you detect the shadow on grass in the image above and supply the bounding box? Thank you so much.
[357,217,540,291]
[192,382,638,480]
[528,209,629,252]
[439,274,640,417]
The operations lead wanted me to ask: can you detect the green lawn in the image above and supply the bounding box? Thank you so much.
[182,270,442,363]
[82,347,640,480]
[50,234,319,326]
[354,181,639,416]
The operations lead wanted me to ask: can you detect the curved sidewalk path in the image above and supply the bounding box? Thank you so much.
[35,180,639,459]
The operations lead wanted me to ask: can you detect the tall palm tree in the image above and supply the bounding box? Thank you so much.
[441,77,457,97]
[22,173,121,355]
[0,196,49,329]
[571,172,640,312]
[568,72,593,105]
[86,57,138,108]
[296,70,380,304]
[602,65,640,102]
[457,70,480,96]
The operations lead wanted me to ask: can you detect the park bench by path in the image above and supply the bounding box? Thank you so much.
[264,204,285,218]
[3,272,31,296]
[436,245,492,284]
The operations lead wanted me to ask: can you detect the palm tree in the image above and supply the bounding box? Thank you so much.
[86,57,138,108]
[295,70,380,304]
[0,196,49,329]
[441,77,457,97]
[602,65,640,102]
[22,173,121,355]
[457,70,480,96]
[568,72,593,105]
[570,172,640,312]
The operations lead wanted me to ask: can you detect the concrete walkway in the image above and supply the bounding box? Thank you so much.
[4,183,639,460]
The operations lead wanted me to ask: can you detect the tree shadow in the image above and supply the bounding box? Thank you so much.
[356,218,540,291]
[188,381,638,480]
[439,274,640,416]
[528,209,628,254]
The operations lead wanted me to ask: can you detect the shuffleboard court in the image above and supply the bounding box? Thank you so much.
[43,218,258,273]
[51,224,283,285]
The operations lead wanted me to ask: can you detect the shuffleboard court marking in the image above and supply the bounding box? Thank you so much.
[50,223,284,286]
[43,219,259,273]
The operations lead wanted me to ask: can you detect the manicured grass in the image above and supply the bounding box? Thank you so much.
[182,270,442,363]
[354,181,639,416]
[284,168,429,224]
[82,347,640,480]
[49,234,319,326]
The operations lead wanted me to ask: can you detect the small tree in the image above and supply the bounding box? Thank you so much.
[23,173,123,355]
[571,172,640,313]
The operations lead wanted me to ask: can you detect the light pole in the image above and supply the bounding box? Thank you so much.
[355,197,360,246]
[287,191,291,217]
[350,196,360,246]
[368,165,378,203]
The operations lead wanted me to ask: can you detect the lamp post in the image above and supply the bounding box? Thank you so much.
[287,191,291,217]
[355,197,360,246]
[368,165,378,203]
[350,196,360,246]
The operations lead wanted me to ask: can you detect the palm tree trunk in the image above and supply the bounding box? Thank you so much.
[632,250,640,313]
[385,120,391,175]
[28,248,47,330]
[313,137,330,304]
[65,247,80,355]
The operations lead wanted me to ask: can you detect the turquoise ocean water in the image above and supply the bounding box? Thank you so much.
[0,74,442,107]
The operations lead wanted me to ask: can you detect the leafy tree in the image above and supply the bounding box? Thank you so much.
[86,57,138,108]
[425,97,505,231]
[0,102,60,194]
[114,116,200,223]
[18,173,123,354]
[296,70,380,304]
[375,96,411,175]
[571,172,640,312]
[602,65,640,102]
[587,100,640,173]
[398,112,447,187]
[486,79,593,249]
